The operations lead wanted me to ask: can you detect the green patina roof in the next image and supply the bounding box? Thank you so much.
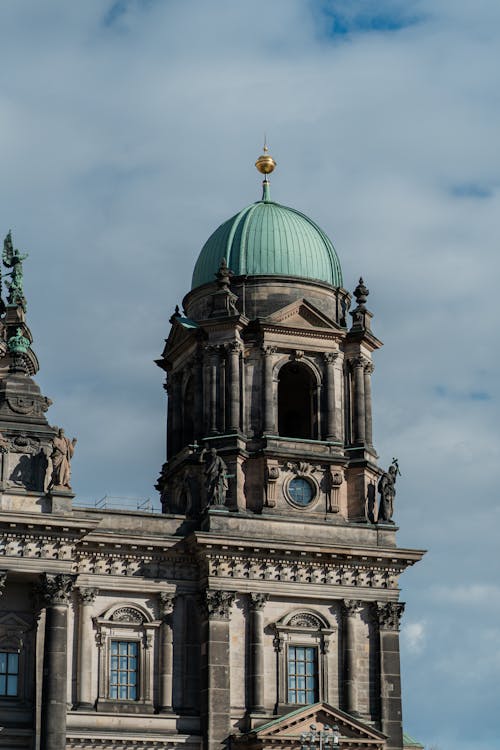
[403,732,424,748]
[191,183,342,289]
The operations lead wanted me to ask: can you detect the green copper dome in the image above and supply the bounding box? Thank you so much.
[191,183,342,289]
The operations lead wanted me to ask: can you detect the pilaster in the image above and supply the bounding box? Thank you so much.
[375,601,405,749]
[248,592,269,713]
[39,573,75,750]
[76,586,98,709]
[201,590,235,750]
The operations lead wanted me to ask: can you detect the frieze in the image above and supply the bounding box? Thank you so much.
[206,553,399,589]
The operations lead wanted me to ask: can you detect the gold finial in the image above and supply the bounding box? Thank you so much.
[255,138,276,176]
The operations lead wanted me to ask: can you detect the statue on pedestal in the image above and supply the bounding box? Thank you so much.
[200,446,229,506]
[377,458,400,523]
[49,428,77,491]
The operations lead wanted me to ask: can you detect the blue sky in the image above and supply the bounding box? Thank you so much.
[0,2,499,748]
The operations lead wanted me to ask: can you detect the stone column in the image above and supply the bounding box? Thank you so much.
[158,592,175,713]
[364,361,374,448]
[249,593,269,713]
[165,380,173,459]
[323,352,339,441]
[76,587,98,709]
[227,342,241,433]
[201,590,235,750]
[351,356,366,445]
[342,599,362,716]
[171,373,182,454]
[194,352,204,440]
[206,346,220,436]
[40,573,75,750]
[375,602,405,749]
[262,346,276,435]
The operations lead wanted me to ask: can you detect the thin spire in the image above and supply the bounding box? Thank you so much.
[255,139,276,202]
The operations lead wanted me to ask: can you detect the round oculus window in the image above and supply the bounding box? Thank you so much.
[288,477,315,507]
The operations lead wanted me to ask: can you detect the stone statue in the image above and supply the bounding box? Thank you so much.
[377,458,400,523]
[49,428,77,490]
[3,231,28,310]
[200,446,229,506]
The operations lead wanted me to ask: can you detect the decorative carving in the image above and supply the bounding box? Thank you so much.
[0,571,7,597]
[227,340,242,354]
[204,590,235,620]
[377,458,400,523]
[249,592,269,611]
[364,361,375,375]
[48,427,77,491]
[284,461,311,477]
[321,466,343,513]
[288,612,323,629]
[111,607,145,624]
[342,599,362,617]
[158,591,175,620]
[200,446,229,506]
[293,350,304,360]
[375,601,405,631]
[39,573,75,606]
[353,277,369,308]
[79,587,99,605]
[323,352,339,365]
[261,345,277,356]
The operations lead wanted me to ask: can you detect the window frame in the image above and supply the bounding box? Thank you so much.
[0,650,20,698]
[109,639,140,702]
[286,644,319,705]
[273,610,335,710]
[93,605,160,714]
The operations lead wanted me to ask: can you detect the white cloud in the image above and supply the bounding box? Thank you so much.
[0,2,498,748]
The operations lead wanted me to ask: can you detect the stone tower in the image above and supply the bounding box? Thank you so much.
[156,150,424,750]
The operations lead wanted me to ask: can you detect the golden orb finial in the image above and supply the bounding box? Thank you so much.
[255,139,276,176]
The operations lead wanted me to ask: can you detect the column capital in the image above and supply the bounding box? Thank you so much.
[39,573,75,606]
[364,360,375,375]
[226,340,242,354]
[249,592,269,611]
[261,345,277,357]
[203,590,235,620]
[374,601,405,631]
[348,354,369,371]
[323,352,339,365]
[342,599,362,617]
[78,587,99,605]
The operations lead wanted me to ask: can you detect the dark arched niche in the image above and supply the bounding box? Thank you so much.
[278,362,316,439]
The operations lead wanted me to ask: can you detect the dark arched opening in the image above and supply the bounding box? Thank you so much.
[278,362,316,439]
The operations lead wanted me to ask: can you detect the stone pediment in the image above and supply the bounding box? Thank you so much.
[265,299,342,331]
[236,703,386,749]
[157,316,199,364]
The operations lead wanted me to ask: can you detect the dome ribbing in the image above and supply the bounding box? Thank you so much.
[191,190,342,290]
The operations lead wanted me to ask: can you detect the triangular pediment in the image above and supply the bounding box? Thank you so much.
[157,317,200,366]
[239,703,386,749]
[266,299,342,331]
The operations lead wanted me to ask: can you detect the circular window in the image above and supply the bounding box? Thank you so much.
[288,477,315,507]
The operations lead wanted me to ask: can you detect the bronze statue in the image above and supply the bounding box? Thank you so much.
[377,459,400,523]
[3,231,28,310]
[200,446,229,506]
[49,428,77,490]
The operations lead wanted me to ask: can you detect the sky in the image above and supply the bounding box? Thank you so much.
[0,1,499,747]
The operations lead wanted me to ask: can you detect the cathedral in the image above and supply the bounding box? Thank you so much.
[0,148,424,750]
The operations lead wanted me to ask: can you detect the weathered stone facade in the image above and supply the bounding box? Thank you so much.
[0,185,424,750]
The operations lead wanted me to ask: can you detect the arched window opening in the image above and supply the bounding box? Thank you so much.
[278,362,316,439]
